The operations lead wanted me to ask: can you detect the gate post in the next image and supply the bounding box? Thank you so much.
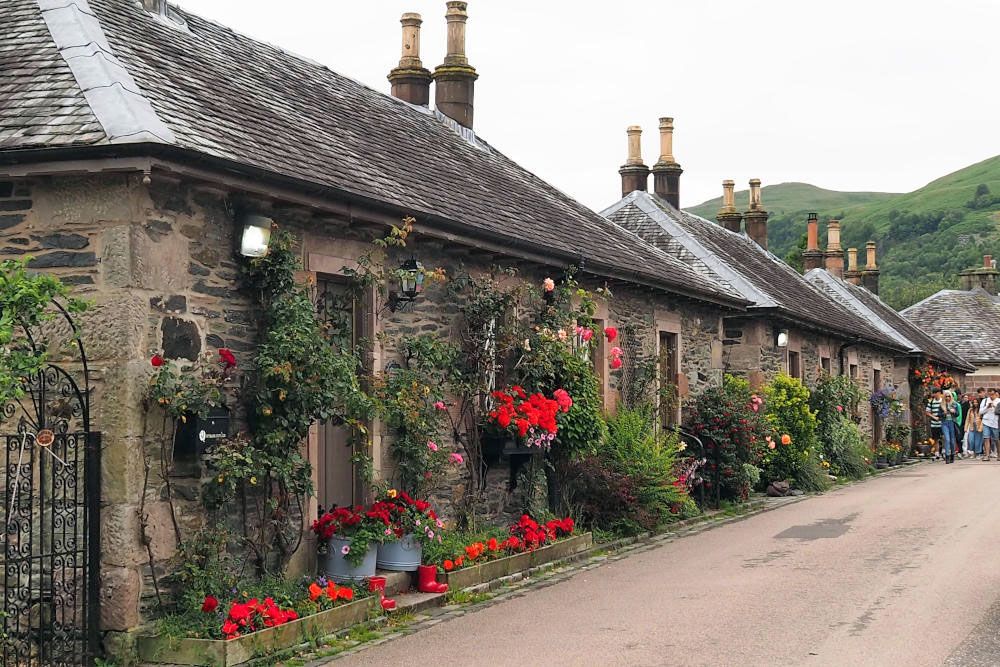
[86,432,102,663]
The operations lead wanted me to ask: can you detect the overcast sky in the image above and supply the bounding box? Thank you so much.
[174,0,999,210]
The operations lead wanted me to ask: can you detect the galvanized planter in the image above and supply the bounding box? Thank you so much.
[376,533,422,571]
[322,536,378,582]
[136,597,378,667]
[441,533,592,590]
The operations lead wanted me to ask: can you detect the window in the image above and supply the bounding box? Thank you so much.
[658,332,679,430]
[872,369,883,444]
[788,350,802,380]
[821,357,831,374]
[849,364,859,381]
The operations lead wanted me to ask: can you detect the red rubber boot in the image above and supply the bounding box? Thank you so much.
[417,564,448,594]
[368,576,396,611]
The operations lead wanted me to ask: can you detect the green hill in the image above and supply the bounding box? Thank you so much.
[685,156,1000,309]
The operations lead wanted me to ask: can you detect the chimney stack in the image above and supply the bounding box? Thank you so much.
[141,0,167,15]
[744,179,769,249]
[388,13,433,106]
[844,247,862,285]
[716,180,742,233]
[433,2,478,129]
[651,117,683,208]
[619,126,649,195]
[959,254,1000,293]
[861,241,880,294]
[824,220,844,278]
[802,212,824,271]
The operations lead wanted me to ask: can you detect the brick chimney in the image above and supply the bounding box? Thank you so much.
[844,247,861,285]
[860,241,880,294]
[959,254,998,294]
[716,180,742,233]
[824,220,844,278]
[744,179,769,249]
[388,13,433,106]
[802,212,824,271]
[619,126,649,196]
[433,2,478,129]
[651,117,683,208]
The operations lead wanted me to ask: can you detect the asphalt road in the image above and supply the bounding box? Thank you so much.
[335,460,1000,666]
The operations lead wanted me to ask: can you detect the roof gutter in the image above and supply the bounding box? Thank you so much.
[0,144,749,311]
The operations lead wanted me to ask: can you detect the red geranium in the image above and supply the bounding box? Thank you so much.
[487,387,571,449]
[218,348,237,368]
[150,354,164,367]
[201,595,219,613]
[604,327,618,342]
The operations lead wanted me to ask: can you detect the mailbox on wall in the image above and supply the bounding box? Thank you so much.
[174,405,231,461]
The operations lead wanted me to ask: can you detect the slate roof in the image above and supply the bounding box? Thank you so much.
[902,289,1000,367]
[0,0,745,309]
[806,270,974,372]
[601,191,907,351]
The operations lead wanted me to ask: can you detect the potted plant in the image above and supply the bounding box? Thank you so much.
[312,507,384,582]
[373,490,444,572]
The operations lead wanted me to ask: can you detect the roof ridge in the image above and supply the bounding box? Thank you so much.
[37,0,175,144]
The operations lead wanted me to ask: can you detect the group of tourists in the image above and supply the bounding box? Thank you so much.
[925,386,1000,463]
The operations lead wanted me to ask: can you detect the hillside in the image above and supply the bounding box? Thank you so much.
[685,156,1000,309]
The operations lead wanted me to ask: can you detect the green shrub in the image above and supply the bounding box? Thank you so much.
[562,406,687,535]
[763,374,827,490]
[809,374,871,479]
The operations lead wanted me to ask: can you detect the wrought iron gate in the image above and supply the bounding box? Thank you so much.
[1,302,100,666]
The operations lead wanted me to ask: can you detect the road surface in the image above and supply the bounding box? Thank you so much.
[335,461,1000,666]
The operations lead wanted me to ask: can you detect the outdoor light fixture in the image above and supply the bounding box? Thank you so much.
[239,214,273,258]
[386,258,425,312]
[776,330,789,348]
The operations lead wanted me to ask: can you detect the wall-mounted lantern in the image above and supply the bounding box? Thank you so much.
[239,214,273,257]
[775,329,789,348]
[387,258,425,312]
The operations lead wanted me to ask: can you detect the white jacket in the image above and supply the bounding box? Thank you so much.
[980,398,1000,429]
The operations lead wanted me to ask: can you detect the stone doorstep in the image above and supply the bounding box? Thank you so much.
[377,570,412,597]
[391,591,447,614]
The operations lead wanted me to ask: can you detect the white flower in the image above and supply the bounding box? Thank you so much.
[523,339,531,352]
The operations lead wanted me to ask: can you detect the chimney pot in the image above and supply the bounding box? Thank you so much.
[433,1,478,128]
[619,126,649,196]
[824,220,844,278]
[861,240,881,294]
[848,247,859,272]
[865,241,878,270]
[986,254,994,269]
[717,180,742,233]
[744,179,769,249]
[651,117,683,207]
[389,13,433,106]
[802,213,824,272]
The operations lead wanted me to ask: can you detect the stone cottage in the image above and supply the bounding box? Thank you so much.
[601,131,922,440]
[901,255,1000,388]
[0,0,755,638]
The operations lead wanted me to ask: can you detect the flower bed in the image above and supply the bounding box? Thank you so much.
[440,532,593,591]
[137,596,377,667]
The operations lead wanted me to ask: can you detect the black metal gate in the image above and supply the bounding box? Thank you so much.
[1,302,100,666]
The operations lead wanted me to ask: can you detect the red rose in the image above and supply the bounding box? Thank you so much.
[150,354,164,367]
[609,357,623,370]
[604,327,618,342]
[201,595,219,613]
[218,348,237,368]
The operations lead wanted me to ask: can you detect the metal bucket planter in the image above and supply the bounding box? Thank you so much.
[376,534,422,571]
[322,536,377,582]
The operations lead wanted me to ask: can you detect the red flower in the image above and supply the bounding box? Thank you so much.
[610,357,623,370]
[487,537,499,551]
[222,620,240,639]
[150,354,164,367]
[201,595,219,613]
[443,559,454,571]
[227,602,252,625]
[516,418,530,437]
[218,348,237,368]
[604,327,618,342]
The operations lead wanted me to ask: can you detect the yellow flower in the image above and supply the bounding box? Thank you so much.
[249,476,257,485]
[387,489,398,499]
[217,475,224,483]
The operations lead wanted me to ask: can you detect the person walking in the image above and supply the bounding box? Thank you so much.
[965,390,984,458]
[941,392,959,463]
[979,388,1000,461]
[951,390,965,457]
[925,388,944,459]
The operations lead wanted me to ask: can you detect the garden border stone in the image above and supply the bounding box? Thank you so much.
[136,597,378,666]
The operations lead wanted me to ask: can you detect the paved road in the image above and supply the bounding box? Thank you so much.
[336,461,1000,666]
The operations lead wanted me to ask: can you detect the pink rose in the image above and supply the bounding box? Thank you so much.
[427,441,439,452]
[449,452,464,465]
[581,328,594,342]
[543,278,555,292]
[434,401,447,410]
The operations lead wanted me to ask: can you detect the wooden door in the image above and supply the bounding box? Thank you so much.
[316,278,359,510]
[658,332,679,429]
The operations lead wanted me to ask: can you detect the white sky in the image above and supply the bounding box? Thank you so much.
[173,0,1000,210]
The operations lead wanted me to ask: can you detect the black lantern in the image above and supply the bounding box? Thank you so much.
[388,258,425,312]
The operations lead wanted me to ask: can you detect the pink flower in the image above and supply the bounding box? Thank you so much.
[434,401,447,410]
[428,530,435,539]
[449,453,464,465]
[341,545,350,555]
[581,328,594,342]
[610,346,623,358]
[836,405,844,412]
[427,441,439,452]
[557,329,568,341]
[543,278,555,292]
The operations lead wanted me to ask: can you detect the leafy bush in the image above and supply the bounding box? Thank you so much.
[809,375,870,479]
[686,375,770,501]
[764,374,829,491]
[562,407,687,535]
